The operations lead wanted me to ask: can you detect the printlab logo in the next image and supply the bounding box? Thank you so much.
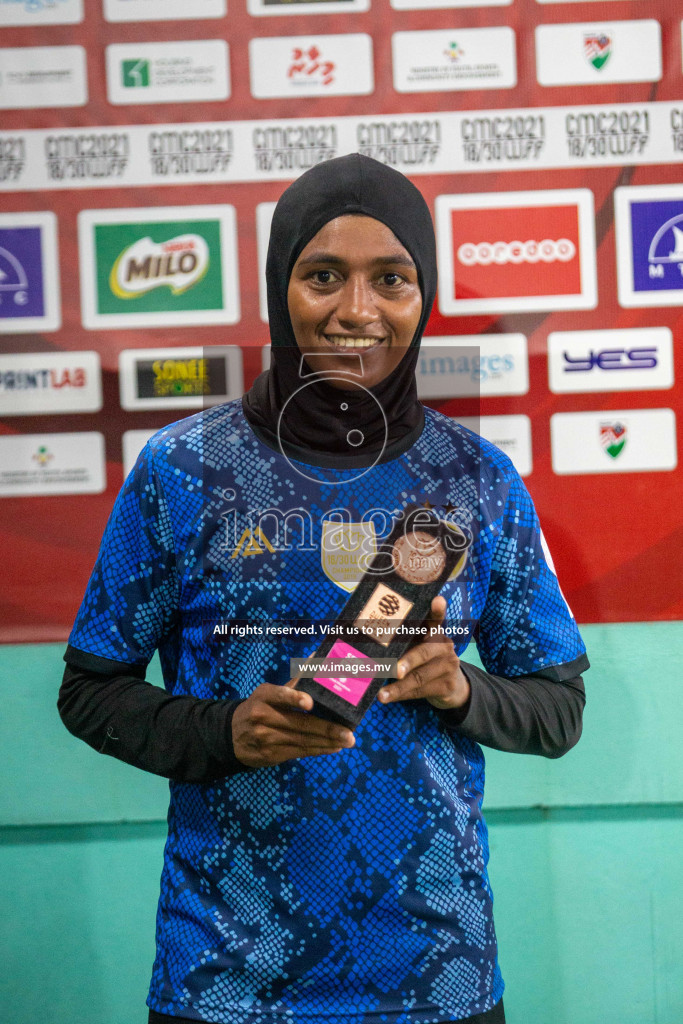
[600,422,627,459]
[0,214,60,333]
[436,189,597,315]
[79,206,240,329]
[0,351,102,416]
[287,46,335,87]
[121,59,150,89]
[584,33,611,71]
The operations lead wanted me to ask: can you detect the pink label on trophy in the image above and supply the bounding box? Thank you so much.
[313,639,373,706]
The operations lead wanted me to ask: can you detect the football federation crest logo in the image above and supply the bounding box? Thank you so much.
[584,33,611,71]
[600,422,627,459]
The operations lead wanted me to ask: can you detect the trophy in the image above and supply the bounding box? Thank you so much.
[295,505,469,728]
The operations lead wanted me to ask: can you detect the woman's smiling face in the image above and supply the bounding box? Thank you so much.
[287,215,423,390]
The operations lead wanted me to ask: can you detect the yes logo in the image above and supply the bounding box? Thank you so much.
[79,206,240,328]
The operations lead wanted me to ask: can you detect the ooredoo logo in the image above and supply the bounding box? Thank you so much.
[436,189,597,315]
[457,238,575,266]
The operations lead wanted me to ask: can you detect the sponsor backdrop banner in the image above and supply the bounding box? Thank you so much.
[0,0,681,640]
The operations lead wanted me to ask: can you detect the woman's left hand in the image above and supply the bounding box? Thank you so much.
[377,596,470,711]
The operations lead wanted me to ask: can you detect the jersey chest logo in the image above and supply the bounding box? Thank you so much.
[321,520,378,593]
[231,526,276,558]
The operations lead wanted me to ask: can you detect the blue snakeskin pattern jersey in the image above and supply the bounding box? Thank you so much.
[68,402,587,1024]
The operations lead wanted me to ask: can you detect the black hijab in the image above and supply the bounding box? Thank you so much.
[242,154,437,468]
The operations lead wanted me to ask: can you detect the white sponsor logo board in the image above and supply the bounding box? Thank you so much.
[104,0,226,19]
[0,46,87,110]
[78,205,240,330]
[249,35,373,99]
[0,0,83,26]
[548,327,673,393]
[435,189,597,315]
[537,0,641,4]
[0,211,61,334]
[0,351,102,416]
[256,202,277,323]
[417,335,528,398]
[392,0,510,7]
[392,28,516,93]
[122,429,158,478]
[0,432,106,497]
[106,40,229,105]
[614,183,683,309]
[119,345,244,410]
[536,21,661,87]
[458,414,533,477]
[550,409,677,474]
[248,0,368,15]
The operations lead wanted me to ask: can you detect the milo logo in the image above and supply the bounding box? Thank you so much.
[82,207,240,327]
[110,234,209,298]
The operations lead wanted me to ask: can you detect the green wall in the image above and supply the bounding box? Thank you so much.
[3,624,682,1023]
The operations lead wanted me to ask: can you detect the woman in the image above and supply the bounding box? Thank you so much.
[60,154,589,1024]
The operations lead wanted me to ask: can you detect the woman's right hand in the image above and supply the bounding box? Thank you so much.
[231,679,356,768]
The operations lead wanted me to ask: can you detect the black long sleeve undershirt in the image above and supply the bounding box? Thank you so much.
[58,652,586,783]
